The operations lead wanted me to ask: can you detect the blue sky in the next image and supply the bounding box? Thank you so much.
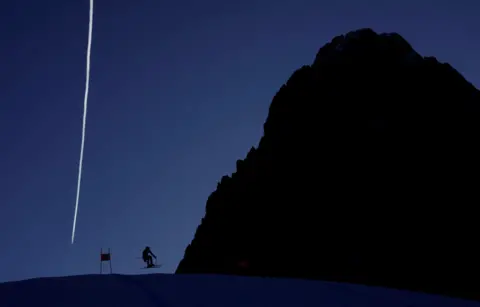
[0,0,478,282]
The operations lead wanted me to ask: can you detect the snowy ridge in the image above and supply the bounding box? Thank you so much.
[1,273,479,307]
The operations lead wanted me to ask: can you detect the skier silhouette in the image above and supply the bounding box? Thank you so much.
[142,246,157,267]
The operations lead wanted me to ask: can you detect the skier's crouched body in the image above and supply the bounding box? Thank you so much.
[142,246,156,267]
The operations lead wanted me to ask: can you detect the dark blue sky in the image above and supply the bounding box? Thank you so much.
[1,0,478,282]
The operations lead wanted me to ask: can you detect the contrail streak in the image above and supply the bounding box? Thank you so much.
[72,0,94,244]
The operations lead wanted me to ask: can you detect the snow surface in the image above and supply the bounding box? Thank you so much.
[0,273,479,307]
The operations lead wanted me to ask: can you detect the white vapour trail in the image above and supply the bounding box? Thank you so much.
[72,0,94,244]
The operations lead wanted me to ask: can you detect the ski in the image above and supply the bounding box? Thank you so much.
[141,264,162,269]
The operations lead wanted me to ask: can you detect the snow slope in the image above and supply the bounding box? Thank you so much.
[0,273,479,307]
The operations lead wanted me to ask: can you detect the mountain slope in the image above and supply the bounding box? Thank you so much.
[1,273,479,307]
[176,28,480,301]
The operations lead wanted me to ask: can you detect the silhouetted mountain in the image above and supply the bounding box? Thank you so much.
[175,28,480,301]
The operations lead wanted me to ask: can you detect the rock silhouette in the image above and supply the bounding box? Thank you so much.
[175,28,480,301]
